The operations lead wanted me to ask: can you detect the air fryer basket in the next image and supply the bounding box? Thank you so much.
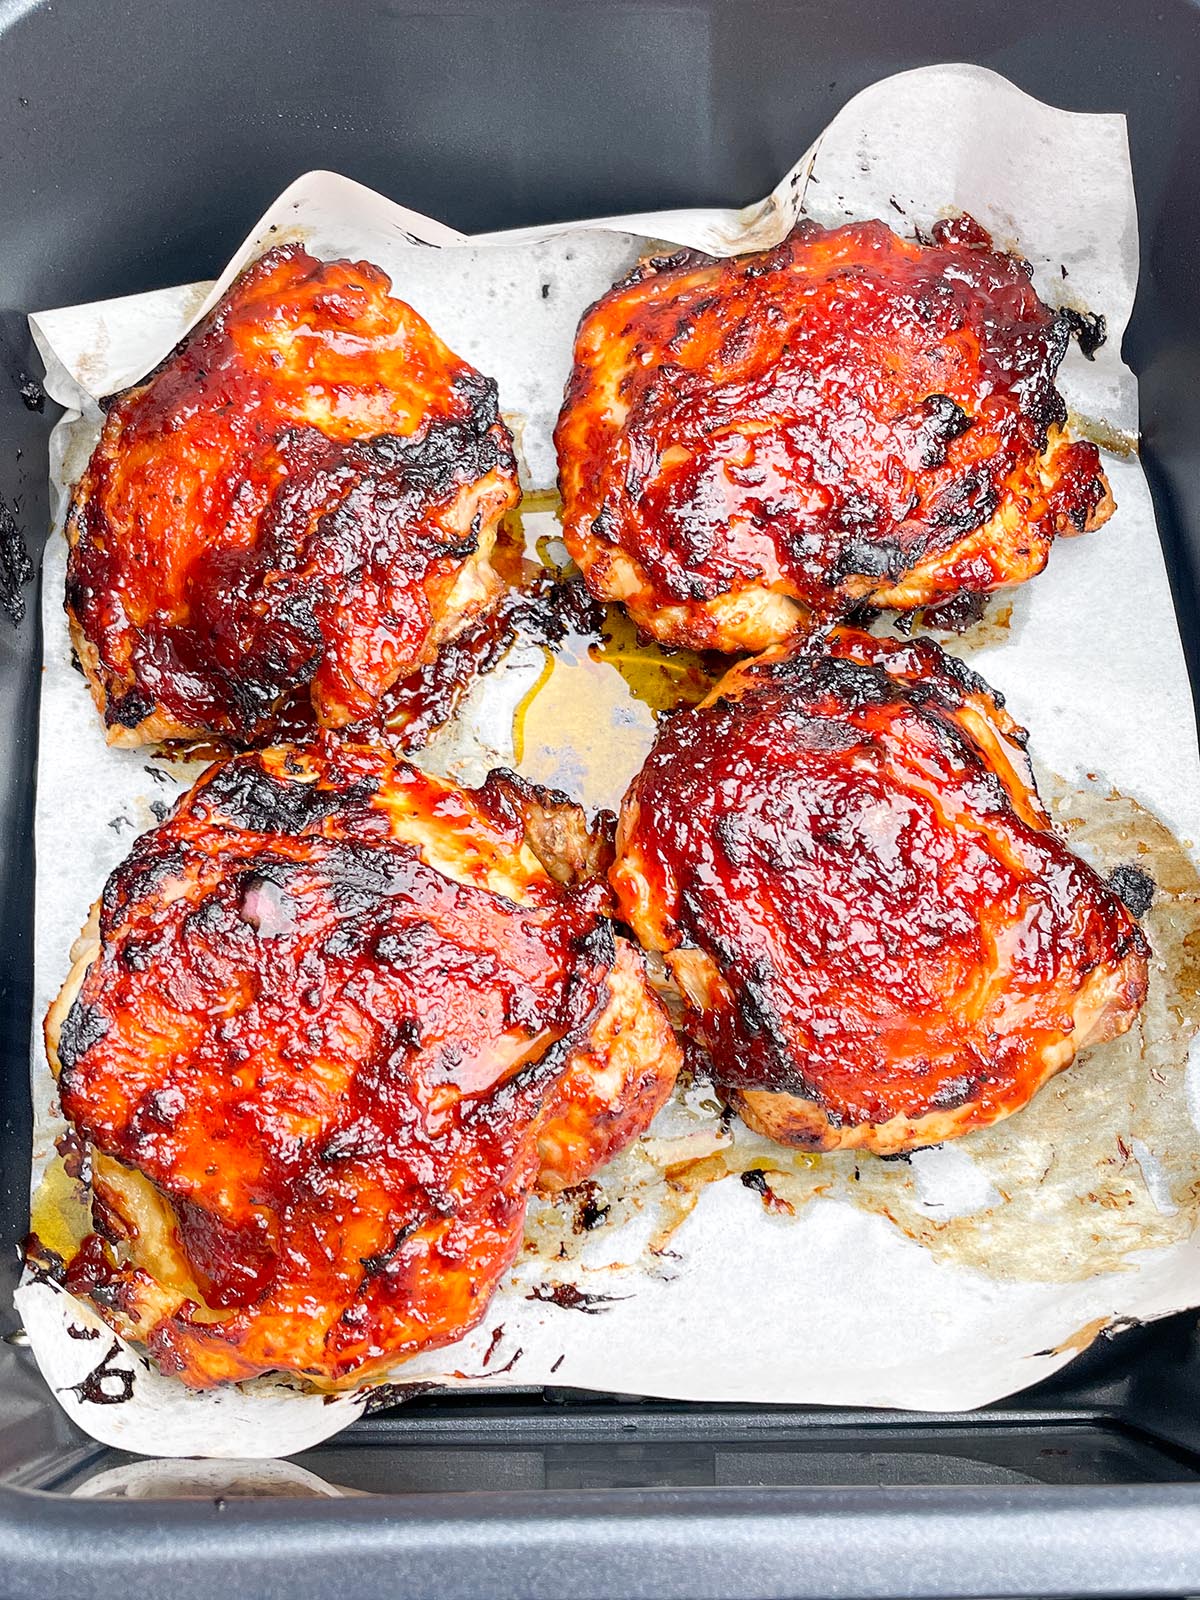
[4,2,1200,1595]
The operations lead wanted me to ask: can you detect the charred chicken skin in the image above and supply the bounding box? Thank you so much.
[45,743,680,1387]
[556,217,1113,653]
[65,245,519,747]
[612,630,1148,1153]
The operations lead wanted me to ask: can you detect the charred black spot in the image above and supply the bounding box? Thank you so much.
[22,1232,68,1285]
[927,468,999,537]
[740,1167,770,1196]
[909,393,972,469]
[319,1119,385,1165]
[391,1015,423,1052]
[55,1001,109,1074]
[927,1075,979,1111]
[832,531,908,582]
[106,687,156,730]
[201,760,349,835]
[1108,862,1156,919]
[323,922,367,961]
[324,839,417,916]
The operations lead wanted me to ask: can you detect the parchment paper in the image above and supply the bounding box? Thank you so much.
[16,65,1200,1459]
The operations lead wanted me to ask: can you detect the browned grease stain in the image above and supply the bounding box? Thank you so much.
[530,774,1200,1286]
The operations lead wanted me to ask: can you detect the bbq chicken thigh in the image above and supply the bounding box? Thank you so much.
[66,245,519,747]
[557,217,1113,653]
[45,743,680,1387]
[612,630,1148,1153]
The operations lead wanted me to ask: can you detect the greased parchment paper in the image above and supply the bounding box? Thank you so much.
[17,65,1200,1458]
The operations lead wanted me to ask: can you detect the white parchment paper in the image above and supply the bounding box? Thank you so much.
[16,65,1200,1459]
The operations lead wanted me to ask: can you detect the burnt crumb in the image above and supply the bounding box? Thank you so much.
[56,1128,91,1182]
[550,1353,565,1374]
[107,813,134,834]
[541,282,551,300]
[149,800,171,825]
[16,371,44,412]
[66,1322,102,1341]
[921,591,987,633]
[0,497,33,625]
[876,1149,913,1164]
[526,1282,630,1314]
[1058,307,1107,361]
[62,1339,136,1406]
[562,1180,611,1233]
[481,1323,505,1367]
[1061,264,1069,279]
[69,648,85,677]
[143,764,174,786]
[888,196,905,215]
[740,1165,794,1216]
[1108,862,1156,919]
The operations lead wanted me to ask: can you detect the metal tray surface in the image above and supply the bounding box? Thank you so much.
[3,1,1200,1594]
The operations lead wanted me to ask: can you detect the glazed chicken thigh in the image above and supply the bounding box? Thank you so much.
[557,217,1113,652]
[45,743,680,1386]
[612,630,1148,1152]
[66,245,519,747]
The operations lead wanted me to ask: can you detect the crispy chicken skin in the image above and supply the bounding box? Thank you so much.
[556,217,1113,652]
[65,245,519,747]
[45,743,679,1387]
[611,630,1148,1153]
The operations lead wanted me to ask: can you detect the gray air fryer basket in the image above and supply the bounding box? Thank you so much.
[4,2,1200,1596]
